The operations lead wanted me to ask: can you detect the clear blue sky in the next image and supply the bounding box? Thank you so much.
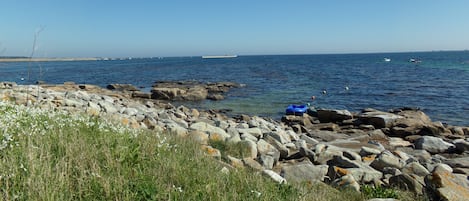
[1,0,468,57]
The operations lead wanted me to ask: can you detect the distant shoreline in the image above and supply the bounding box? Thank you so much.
[0,57,99,62]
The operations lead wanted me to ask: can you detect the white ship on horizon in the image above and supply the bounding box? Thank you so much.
[202,55,238,59]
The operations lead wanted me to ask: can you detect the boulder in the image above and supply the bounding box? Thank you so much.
[370,151,405,171]
[151,87,185,100]
[280,162,328,184]
[445,157,469,169]
[425,166,469,201]
[414,136,456,154]
[317,109,353,123]
[453,139,469,153]
[183,86,208,101]
[359,111,403,129]
[242,158,264,171]
[402,162,430,177]
[106,84,139,91]
[389,173,425,194]
[132,91,151,99]
[237,127,263,139]
[207,94,224,100]
[189,122,229,140]
[347,166,383,183]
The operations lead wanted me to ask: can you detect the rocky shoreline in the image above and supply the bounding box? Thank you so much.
[1,81,468,201]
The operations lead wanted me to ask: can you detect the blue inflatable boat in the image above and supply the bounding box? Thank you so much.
[285,104,308,115]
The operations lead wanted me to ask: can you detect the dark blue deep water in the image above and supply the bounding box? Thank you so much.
[1,51,469,126]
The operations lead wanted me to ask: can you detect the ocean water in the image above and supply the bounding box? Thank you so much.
[1,51,468,126]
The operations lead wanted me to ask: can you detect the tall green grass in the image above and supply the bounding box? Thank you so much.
[0,102,421,200]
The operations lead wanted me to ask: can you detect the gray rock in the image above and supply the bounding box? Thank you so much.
[87,101,101,112]
[241,140,258,159]
[187,130,209,145]
[402,162,430,177]
[347,166,383,183]
[414,136,455,154]
[237,127,263,139]
[258,154,276,169]
[240,133,258,142]
[370,151,405,171]
[425,166,469,201]
[317,109,353,123]
[242,158,264,171]
[329,155,361,168]
[453,139,469,153]
[257,139,280,161]
[343,150,362,161]
[64,98,85,107]
[388,137,413,148]
[359,146,382,156]
[445,157,469,169]
[285,130,300,141]
[166,122,188,137]
[359,111,403,128]
[122,107,139,116]
[368,129,388,141]
[300,134,320,145]
[280,162,328,183]
[395,147,432,163]
[98,101,118,114]
[107,83,139,91]
[308,130,348,142]
[190,122,229,140]
[265,131,290,144]
[264,135,289,159]
[389,173,425,194]
[314,145,344,165]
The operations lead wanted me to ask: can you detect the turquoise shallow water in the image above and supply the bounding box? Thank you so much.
[1,51,469,126]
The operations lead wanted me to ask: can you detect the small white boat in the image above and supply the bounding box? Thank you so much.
[384,58,391,62]
[202,55,238,59]
[409,58,421,63]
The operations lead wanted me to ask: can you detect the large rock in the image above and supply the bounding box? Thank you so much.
[389,173,425,194]
[189,122,230,140]
[150,80,241,101]
[453,139,469,153]
[359,110,403,129]
[390,110,450,137]
[317,109,353,123]
[107,84,139,91]
[425,166,469,201]
[151,87,186,100]
[183,86,208,101]
[414,136,455,154]
[280,162,328,183]
[370,151,405,171]
[445,157,469,169]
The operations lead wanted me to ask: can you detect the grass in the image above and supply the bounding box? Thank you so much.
[0,102,423,200]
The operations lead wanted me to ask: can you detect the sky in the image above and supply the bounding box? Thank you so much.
[1,0,469,57]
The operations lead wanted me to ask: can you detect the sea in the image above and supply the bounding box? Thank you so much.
[1,51,468,126]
